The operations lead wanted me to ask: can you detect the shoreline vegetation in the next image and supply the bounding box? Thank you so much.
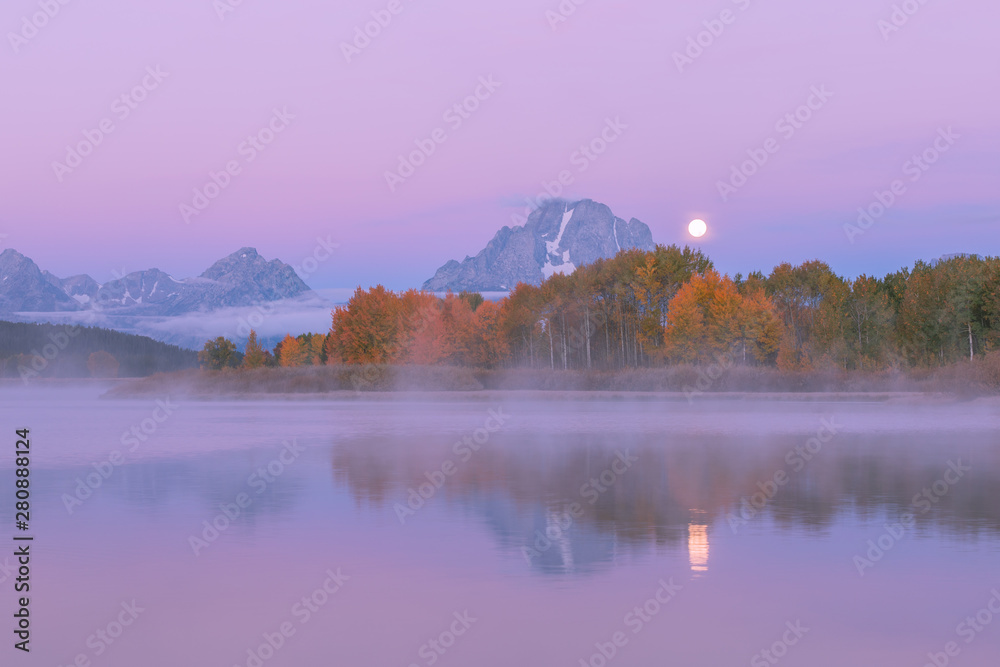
[103,360,1000,399]
[178,247,1000,398]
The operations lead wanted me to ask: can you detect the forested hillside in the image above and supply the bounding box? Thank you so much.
[1,321,198,379]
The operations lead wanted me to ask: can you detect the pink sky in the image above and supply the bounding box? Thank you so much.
[2,0,998,290]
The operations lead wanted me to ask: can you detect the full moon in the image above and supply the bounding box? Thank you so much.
[688,219,708,238]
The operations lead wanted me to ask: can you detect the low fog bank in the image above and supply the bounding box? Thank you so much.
[7,292,341,351]
[0,379,120,399]
[101,362,1000,400]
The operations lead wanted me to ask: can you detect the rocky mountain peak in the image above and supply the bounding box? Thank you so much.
[423,199,655,292]
[0,249,81,312]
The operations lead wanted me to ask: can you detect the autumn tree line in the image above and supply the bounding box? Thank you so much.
[200,246,1000,373]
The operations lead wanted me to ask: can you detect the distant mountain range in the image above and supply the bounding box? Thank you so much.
[423,199,655,292]
[0,247,311,316]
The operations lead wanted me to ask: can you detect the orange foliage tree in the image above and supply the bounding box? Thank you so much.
[470,299,510,368]
[326,285,402,364]
[397,290,447,364]
[277,334,301,367]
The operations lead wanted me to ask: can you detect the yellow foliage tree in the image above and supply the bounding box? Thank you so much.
[242,330,267,369]
[664,270,781,364]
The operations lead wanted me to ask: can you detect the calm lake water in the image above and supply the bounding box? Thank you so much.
[2,385,999,666]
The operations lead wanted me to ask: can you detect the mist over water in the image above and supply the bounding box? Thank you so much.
[1,387,998,666]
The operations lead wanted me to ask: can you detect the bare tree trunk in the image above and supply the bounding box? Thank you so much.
[604,305,611,366]
[548,321,554,370]
[561,313,568,370]
[623,314,628,367]
[969,322,975,361]
[627,308,633,367]
[585,305,592,369]
[618,302,625,368]
[632,310,638,368]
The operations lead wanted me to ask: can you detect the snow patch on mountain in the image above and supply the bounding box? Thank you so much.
[541,205,578,279]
